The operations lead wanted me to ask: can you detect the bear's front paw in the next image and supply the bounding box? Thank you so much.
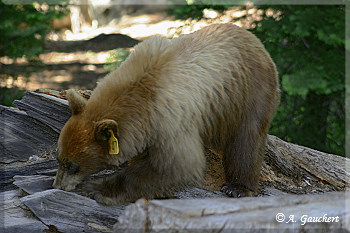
[93,192,121,206]
[84,179,124,205]
[221,183,253,198]
[83,179,101,198]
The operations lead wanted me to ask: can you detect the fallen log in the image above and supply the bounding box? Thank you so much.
[44,33,139,53]
[0,90,348,232]
[260,135,348,195]
[114,191,349,232]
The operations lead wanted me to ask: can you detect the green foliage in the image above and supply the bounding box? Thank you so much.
[0,1,68,59]
[104,49,131,72]
[0,87,25,106]
[247,5,345,155]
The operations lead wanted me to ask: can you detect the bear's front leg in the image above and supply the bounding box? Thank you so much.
[87,172,130,205]
[86,156,178,205]
[87,166,161,205]
[89,141,205,205]
[89,133,206,205]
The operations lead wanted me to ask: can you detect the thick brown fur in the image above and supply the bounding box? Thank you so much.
[53,24,280,205]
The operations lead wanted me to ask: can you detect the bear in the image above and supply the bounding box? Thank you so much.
[53,23,280,205]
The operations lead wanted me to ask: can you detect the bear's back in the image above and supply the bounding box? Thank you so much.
[147,24,278,139]
[86,24,279,149]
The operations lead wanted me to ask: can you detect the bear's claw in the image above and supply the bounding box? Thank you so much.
[221,183,253,198]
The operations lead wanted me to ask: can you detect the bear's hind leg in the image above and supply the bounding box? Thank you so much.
[221,114,267,198]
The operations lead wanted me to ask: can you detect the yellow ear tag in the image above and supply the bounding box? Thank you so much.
[108,129,119,155]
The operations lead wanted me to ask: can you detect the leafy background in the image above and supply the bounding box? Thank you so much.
[248,5,345,156]
[0,1,68,105]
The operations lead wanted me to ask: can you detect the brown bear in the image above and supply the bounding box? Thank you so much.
[53,23,280,205]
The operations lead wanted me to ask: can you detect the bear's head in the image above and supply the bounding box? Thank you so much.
[53,89,120,191]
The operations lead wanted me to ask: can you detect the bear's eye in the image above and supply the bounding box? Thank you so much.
[67,162,80,175]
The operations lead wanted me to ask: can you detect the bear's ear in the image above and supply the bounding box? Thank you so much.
[94,119,119,149]
[66,89,87,115]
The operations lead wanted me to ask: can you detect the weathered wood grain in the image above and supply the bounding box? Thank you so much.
[1,159,58,192]
[14,91,71,133]
[0,105,58,164]
[0,190,48,233]
[13,175,55,195]
[259,135,349,196]
[268,135,349,188]
[21,189,125,233]
[114,191,350,233]
[174,187,227,199]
